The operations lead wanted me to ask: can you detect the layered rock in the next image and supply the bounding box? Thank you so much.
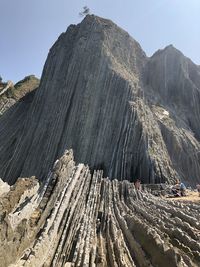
[0,75,39,115]
[144,46,200,186]
[0,15,199,186]
[0,150,199,267]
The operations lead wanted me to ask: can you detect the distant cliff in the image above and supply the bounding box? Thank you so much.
[0,15,199,186]
[0,75,39,114]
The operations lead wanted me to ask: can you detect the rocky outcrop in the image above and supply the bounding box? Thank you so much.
[0,150,199,267]
[0,179,10,197]
[0,15,199,186]
[0,81,14,97]
[144,45,200,186]
[0,75,39,115]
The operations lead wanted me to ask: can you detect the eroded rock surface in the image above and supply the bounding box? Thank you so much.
[0,178,10,197]
[0,15,199,186]
[0,150,199,267]
[0,75,39,115]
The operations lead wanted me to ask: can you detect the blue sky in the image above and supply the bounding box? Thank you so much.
[0,0,200,82]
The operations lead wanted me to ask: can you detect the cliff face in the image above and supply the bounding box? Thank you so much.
[0,16,200,267]
[0,151,199,267]
[0,15,199,185]
[144,46,200,186]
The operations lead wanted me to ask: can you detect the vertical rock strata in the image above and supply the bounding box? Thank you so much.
[0,150,199,267]
[144,46,200,185]
[0,15,199,185]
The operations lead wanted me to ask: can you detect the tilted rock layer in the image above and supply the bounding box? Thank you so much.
[0,150,199,267]
[0,75,39,115]
[0,15,199,186]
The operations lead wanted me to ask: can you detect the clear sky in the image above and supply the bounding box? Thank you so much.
[0,0,200,82]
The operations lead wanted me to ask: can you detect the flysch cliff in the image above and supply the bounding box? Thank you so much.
[0,150,199,267]
[0,15,199,186]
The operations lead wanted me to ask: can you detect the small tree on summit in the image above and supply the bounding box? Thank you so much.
[79,6,90,17]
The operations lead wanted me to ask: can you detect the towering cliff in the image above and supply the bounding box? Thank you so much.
[144,45,200,185]
[0,15,199,185]
[0,15,200,267]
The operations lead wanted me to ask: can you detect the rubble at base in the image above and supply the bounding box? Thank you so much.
[0,150,199,267]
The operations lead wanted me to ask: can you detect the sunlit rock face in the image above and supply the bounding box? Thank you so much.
[0,75,39,114]
[0,150,199,267]
[0,15,199,186]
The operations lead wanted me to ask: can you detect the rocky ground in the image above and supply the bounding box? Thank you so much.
[167,191,200,203]
[0,150,199,267]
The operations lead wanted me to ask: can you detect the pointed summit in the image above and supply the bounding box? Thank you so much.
[0,16,199,186]
[151,44,183,59]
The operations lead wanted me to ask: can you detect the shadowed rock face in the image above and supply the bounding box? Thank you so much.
[0,151,199,267]
[0,15,199,185]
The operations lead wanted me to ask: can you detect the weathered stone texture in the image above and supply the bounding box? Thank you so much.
[0,15,199,186]
[0,75,39,115]
[0,150,199,267]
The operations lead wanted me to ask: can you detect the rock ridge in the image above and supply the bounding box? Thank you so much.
[0,75,39,115]
[0,15,199,186]
[0,150,199,267]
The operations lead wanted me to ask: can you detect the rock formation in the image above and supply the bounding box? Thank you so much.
[0,150,199,267]
[0,75,39,115]
[0,15,199,187]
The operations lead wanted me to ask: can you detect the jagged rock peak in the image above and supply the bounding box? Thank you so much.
[48,14,147,76]
[0,15,199,186]
[58,14,145,53]
[152,44,179,56]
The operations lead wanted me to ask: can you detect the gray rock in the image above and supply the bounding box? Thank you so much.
[0,15,199,186]
[0,150,199,267]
